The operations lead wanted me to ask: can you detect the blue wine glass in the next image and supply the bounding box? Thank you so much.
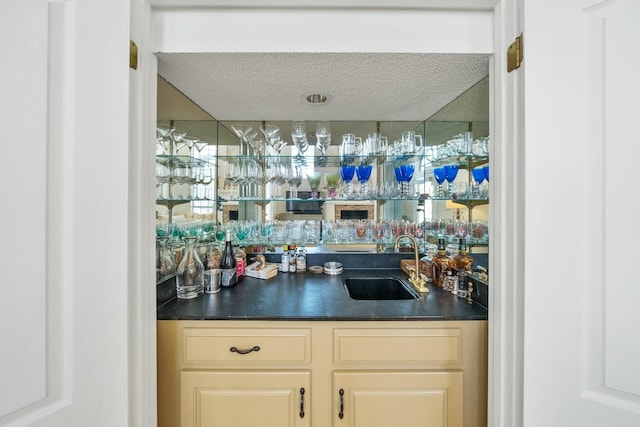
[340,165,356,198]
[394,164,415,198]
[356,164,373,198]
[433,167,446,198]
[443,164,459,197]
[472,167,486,198]
[482,165,489,182]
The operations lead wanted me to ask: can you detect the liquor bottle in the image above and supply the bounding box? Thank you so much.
[280,245,290,272]
[431,238,451,288]
[452,238,474,272]
[288,244,297,273]
[220,229,237,288]
[234,246,246,282]
[442,270,458,293]
[296,245,307,273]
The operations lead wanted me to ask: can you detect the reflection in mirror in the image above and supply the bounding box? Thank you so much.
[155,74,489,254]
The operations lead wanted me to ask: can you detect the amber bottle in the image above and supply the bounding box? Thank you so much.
[452,238,474,272]
[431,238,451,288]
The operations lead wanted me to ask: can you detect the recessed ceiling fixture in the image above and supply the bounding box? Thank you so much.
[305,93,329,104]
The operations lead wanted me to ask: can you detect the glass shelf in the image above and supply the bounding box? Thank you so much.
[216,196,424,203]
[156,154,214,167]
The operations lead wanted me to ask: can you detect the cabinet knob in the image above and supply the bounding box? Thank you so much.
[338,388,344,419]
[299,387,305,418]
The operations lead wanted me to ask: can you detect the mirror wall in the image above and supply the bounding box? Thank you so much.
[156,75,488,253]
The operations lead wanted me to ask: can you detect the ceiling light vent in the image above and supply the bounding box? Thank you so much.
[305,93,329,104]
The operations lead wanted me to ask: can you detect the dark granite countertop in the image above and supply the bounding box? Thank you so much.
[157,264,488,321]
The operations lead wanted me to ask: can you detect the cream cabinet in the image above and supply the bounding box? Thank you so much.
[181,370,310,427]
[157,320,487,427]
[334,371,462,427]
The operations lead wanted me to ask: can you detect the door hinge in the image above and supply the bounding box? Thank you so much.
[130,40,138,70]
[507,34,522,72]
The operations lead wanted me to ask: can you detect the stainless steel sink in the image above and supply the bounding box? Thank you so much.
[343,277,419,300]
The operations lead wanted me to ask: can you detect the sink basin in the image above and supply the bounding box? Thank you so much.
[343,277,418,300]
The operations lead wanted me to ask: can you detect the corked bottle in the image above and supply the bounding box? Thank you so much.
[219,229,237,288]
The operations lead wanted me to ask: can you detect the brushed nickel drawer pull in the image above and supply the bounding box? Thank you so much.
[299,387,305,418]
[338,388,344,419]
[229,345,260,355]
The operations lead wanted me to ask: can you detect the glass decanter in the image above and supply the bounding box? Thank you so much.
[176,236,205,299]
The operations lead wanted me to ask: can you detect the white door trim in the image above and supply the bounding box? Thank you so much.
[132,2,525,427]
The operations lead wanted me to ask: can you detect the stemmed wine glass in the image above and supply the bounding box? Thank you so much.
[183,136,198,157]
[355,164,373,198]
[393,164,415,198]
[340,165,356,199]
[171,129,187,156]
[433,167,446,198]
[291,121,308,162]
[325,172,339,199]
[482,165,489,198]
[230,124,255,154]
[156,127,173,156]
[307,172,323,199]
[260,124,288,154]
[286,165,303,199]
[264,161,279,199]
[443,164,459,197]
[193,139,209,158]
[472,167,486,198]
[199,167,213,200]
[315,121,332,165]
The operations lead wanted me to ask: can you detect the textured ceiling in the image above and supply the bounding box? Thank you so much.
[156,52,490,122]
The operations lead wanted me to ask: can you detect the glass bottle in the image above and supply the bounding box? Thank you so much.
[431,238,451,288]
[288,244,297,273]
[157,236,176,281]
[452,238,474,272]
[442,270,458,293]
[296,245,307,273]
[234,246,246,282]
[220,229,237,288]
[175,236,205,299]
[280,245,290,272]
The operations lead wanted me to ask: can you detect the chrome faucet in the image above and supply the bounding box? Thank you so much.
[394,234,429,294]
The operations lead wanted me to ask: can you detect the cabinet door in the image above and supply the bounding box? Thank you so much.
[334,371,463,427]
[181,370,310,427]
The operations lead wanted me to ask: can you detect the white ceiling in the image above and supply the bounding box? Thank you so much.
[156,52,490,122]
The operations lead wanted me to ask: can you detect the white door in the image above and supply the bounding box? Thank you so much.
[523,0,640,426]
[0,0,132,426]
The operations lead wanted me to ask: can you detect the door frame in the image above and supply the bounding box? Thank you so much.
[130,2,524,427]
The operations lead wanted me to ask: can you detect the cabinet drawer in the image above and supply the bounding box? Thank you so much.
[334,328,462,364]
[182,327,311,364]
